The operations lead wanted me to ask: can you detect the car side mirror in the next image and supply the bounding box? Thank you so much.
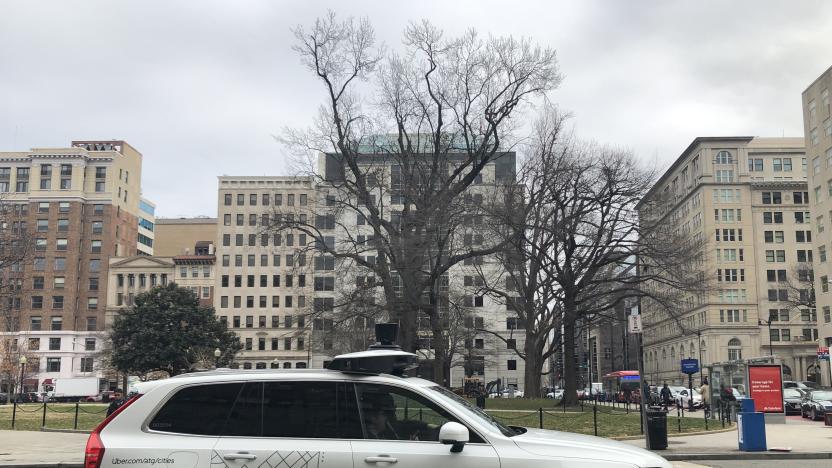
[439,422,469,453]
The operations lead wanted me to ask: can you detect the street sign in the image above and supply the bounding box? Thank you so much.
[628,314,642,334]
[681,358,699,374]
[818,347,830,361]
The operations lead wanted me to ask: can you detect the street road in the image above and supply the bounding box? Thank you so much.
[692,461,831,467]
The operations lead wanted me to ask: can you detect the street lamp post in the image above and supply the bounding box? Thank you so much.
[18,355,27,401]
[758,319,773,357]
[214,348,221,369]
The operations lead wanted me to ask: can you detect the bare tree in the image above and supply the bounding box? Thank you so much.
[481,108,707,404]
[0,199,35,398]
[278,13,561,384]
[777,262,815,311]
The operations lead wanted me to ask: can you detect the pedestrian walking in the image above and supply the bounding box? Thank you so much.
[660,383,672,410]
[475,384,486,409]
[106,389,126,416]
[698,377,711,417]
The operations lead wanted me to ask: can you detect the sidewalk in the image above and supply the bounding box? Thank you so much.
[622,417,832,460]
[0,430,87,466]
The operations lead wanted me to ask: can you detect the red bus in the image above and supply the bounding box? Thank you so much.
[602,370,641,403]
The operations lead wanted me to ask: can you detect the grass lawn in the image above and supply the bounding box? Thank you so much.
[466,397,562,411]
[486,406,721,438]
[1,400,725,439]
[0,403,108,431]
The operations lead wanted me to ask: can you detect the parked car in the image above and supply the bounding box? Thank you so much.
[88,347,671,468]
[783,388,805,415]
[676,388,703,409]
[784,381,819,391]
[801,389,832,421]
[0,392,8,404]
[667,386,687,404]
[489,388,524,398]
[15,392,40,403]
[546,389,564,399]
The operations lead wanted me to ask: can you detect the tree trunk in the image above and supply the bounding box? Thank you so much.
[562,304,578,406]
[524,338,543,398]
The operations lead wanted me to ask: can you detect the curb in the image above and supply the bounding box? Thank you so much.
[661,452,832,461]
[613,425,736,441]
[0,465,82,468]
[39,428,89,434]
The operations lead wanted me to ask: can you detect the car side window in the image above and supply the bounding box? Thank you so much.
[149,383,243,435]
[355,383,483,443]
[224,382,263,437]
[262,381,355,438]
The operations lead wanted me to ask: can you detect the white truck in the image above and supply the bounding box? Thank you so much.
[45,377,102,402]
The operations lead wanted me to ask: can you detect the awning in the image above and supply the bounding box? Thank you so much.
[41,378,54,385]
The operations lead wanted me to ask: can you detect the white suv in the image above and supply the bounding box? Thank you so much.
[86,350,670,468]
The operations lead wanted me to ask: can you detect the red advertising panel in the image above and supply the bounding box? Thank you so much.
[747,364,784,413]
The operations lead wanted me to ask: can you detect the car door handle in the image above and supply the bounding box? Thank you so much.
[365,455,398,464]
[223,452,258,461]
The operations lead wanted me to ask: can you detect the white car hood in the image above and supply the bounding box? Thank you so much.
[512,428,671,468]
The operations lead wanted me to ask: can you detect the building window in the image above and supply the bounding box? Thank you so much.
[727,338,742,361]
[46,357,61,372]
[80,358,94,373]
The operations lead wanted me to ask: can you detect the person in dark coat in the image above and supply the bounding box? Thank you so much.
[106,389,125,416]
[475,383,487,409]
[660,383,672,409]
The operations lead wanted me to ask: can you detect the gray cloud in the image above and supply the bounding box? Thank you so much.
[1,0,830,217]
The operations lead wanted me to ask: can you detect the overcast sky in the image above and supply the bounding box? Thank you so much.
[2,0,831,218]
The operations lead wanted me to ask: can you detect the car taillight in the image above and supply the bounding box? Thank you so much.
[84,394,142,468]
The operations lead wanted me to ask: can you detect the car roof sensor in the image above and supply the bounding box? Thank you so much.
[327,323,418,376]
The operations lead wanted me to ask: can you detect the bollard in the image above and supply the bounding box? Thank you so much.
[74,402,80,430]
[704,404,708,431]
[593,404,598,436]
[676,404,681,433]
[639,402,644,434]
[11,401,17,429]
[41,401,47,428]
[539,408,543,429]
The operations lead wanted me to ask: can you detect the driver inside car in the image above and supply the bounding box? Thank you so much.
[361,392,434,441]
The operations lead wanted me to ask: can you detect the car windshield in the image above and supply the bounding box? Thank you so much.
[429,386,517,437]
[811,391,832,401]
[802,381,820,389]
[784,389,802,398]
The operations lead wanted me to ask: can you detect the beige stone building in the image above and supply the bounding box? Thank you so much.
[215,177,316,369]
[640,137,818,387]
[105,245,216,327]
[804,66,832,386]
[154,217,217,256]
[0,140,143,390]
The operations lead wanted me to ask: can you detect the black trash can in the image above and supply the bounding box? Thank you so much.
[646,407,668,450]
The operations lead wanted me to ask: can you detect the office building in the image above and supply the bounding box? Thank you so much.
[154,217,217,256]
[639,137,818,386]
[215,177,316,369]
[804,66,832,385]
[137,198,156,256]
[0,140,143,391]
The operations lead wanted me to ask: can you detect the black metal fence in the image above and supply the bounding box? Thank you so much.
[5,402,108,430]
